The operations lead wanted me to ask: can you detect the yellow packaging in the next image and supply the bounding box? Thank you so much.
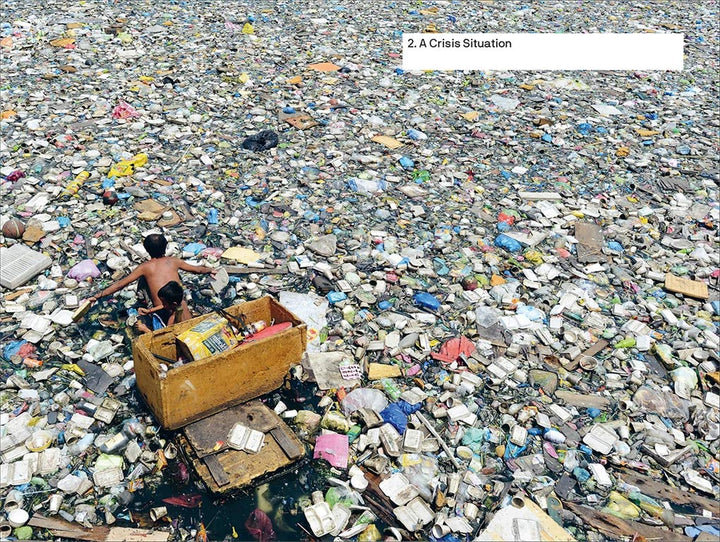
[176,315,238,361]
[108,153,148,178]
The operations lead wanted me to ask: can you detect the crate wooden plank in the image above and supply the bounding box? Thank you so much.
[203,454,230,487]
[181,421,304,493]
[270,426,302,459]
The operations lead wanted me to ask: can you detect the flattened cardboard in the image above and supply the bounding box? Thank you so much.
[575,221,606,263]
[664,273,709,299]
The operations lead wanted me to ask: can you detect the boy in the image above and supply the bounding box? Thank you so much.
[136,280,185,333]
[89,233,215,323]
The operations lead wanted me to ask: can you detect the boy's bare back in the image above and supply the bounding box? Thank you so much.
[139,257,192,307]
[90,238,214,325]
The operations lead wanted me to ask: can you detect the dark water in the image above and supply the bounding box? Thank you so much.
[120,369,329,541]
[131,460,310,541]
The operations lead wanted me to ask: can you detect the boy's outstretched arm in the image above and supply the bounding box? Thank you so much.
[177,259,216,276]
[88,264,146,303]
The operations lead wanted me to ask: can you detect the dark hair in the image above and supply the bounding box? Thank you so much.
[143,234,168,258]
[158,281,183,305]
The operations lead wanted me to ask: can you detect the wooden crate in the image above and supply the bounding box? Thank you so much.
[132,296,307,430]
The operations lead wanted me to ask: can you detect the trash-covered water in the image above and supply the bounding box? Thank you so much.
[1,0,719,540]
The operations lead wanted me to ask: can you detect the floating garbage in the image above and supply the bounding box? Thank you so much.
[0,0,718,540]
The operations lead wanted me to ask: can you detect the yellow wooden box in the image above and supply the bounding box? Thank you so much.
[132,296,307,430]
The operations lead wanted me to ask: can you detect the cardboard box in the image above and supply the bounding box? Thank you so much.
[176,315,238,361]
[133,296,307,429]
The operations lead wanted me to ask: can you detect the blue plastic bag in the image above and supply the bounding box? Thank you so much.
[413,292,440,311]
[395,400,422,416]
[494,234,522,253]
[380,403,408,434]
[3,340,27,361]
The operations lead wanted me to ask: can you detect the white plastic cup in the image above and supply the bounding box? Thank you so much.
[7,508,29,527]
[4,490,23,512]
[150,506,167,521]
[464,502,479,521]
[48,494,63,514]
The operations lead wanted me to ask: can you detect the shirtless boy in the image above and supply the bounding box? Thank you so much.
[88,233,215,323]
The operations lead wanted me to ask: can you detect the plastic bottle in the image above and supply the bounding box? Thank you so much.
[602,491,641,519]
[68,433,94,455]
[347,178,387,194]
[626,491,675,526]
[380,378,401,401]
[563,449,579,472]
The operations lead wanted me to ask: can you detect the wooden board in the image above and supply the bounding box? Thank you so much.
[665,273,709,299]
[565,502,691,542]
[184,400,279,458]
[179,421,304,494]
[617,470,720,515]
[554,389,611,409]
[579,339,608,359]
[270,426,303,459]
[203,454,230,487]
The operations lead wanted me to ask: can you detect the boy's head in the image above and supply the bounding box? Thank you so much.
[143,234,168,258]
[158,281,183,309]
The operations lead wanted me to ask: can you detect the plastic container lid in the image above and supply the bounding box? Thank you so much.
[25,430,52,452]
[8,508,29,527]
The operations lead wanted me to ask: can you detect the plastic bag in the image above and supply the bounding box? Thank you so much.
[494,234,522,253]
[67,259,101,281]
[633,386,690,421]
[395,400,422,416]
[3,340,35,361]
[380,403,408,434]
[242,130,279,151]
[342,388,388,416]
[111,101,140,119]
[245,508,276,542]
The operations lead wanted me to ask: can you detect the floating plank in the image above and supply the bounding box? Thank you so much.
[203,454,230,487]
[371,135,403,150]
[185,401,278,458]
[179,402,305,494]
[565,502,691,542]
[618,469,720,515]
[28,514,109,542]
[554,390,611,409]
[308,62,340,72]
[579,339,609,359]
[270,426,302,459]
[665,273,709,299]
[224,265,288,275]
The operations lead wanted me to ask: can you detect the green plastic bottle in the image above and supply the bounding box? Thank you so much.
[381,378,402,401]
[614,337,636,348]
